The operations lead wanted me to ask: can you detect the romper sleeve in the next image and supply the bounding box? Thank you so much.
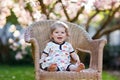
[43,42,51,55]
[68,43,75,54]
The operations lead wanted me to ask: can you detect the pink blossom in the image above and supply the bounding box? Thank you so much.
[15,52,23,60]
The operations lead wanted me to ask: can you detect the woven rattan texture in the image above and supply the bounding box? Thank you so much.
[24,20,107,80]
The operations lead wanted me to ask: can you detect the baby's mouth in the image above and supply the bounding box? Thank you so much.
[57,37,62,39]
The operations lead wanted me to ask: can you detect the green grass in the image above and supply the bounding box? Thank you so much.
[0,65,34,80]
[102,71,119,80]
[0,65,119,80]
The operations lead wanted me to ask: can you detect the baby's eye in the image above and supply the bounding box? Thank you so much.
[55,32,58,33]
[61,32,65,34]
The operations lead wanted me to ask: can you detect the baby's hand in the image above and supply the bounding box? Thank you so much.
[75,61,80,66]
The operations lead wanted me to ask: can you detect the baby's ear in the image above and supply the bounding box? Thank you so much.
[49,35,53,40]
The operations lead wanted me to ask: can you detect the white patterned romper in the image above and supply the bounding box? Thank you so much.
[40,41,75,71]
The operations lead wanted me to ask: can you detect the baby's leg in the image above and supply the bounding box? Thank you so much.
[68,63,85,72]
[68,64,77,71]
[76,63,85,72]
[47,63,58,72]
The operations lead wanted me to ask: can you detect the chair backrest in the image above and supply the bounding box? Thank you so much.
[25,20,92,57]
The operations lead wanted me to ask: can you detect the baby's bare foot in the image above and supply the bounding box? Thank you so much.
[48,64,57,72]
[76,63,85,72]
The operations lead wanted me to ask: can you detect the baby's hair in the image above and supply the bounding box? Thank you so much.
[50,21,70,36]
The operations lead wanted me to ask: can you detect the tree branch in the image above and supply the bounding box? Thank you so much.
[93,5,120,39]
[70,6,84,22]
[85,11,99,31]
[49,1,59,13]
[38,0,48,18]
[98,24,120,38]
[59,0,70,21]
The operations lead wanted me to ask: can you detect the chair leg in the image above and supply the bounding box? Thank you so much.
[97,73,102,80]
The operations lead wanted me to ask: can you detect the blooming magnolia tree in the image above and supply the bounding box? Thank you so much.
[0,0,120,62]
[0,0,120,37]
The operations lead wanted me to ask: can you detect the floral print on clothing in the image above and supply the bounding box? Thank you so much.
[40,41,74,71]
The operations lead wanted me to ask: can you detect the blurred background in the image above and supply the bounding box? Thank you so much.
[0,0,120,80]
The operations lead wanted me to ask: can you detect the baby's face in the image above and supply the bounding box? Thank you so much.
[51,27,67,44]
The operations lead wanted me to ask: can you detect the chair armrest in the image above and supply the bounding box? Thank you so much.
[29,38,40,60]
[28,38,40,80]
[89,39,107,72]
[76,48,91,53]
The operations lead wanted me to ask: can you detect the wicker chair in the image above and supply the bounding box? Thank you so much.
[24,20,107,80]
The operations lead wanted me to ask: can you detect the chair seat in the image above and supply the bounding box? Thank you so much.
[39,68,98,80]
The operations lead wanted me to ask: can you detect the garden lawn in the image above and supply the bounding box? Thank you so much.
[0,65,119,80]
[0,65,34,80]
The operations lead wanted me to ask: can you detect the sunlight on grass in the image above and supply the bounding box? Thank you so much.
[0,65,119,80]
